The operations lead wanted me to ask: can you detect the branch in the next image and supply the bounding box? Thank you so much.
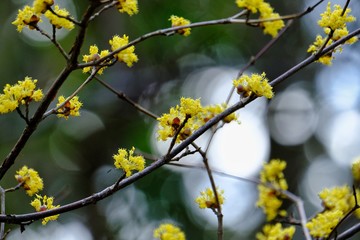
[0,2,100,180]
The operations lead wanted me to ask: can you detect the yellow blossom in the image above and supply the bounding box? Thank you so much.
[236,0,284,37]
[318,3,356,32]
[157,97,203,142]
[169,15,191,37]
[109,35,138,67]
[113,147,145,177]
[82,45,110,74]
[256,223,295,240]
[56,95,82,119]
[352,157,360,182]
[153,223,186,240]
[202,103,237,123]
[308,3,357,65]
[116,0,138,16]
[33,0,54,14]
[0,77,43,114]
[31,194,60,225]
[195,187,225,209]
[44,5,74,30]
[15,166,44,196]
[319,186,353,213]
[12,5,41,32]
[306,210,343,238]
[257,159,288,221]
[233,72,274,99]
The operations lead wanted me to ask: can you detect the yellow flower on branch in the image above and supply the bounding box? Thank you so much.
[0,77,43,114]
[44,5,74,30]
[256,159,288,221]
[82,45,110,74]
[15,166,44,196]
[113,147,145,177]
[195,187,225,209]
[12,5,41,32]
[56,96,82,119]
[308,2,357,65]
[109,35,138,67]
[236,0,284,37]
[306,210,343,238]
[31,195,60,225]
[169,15,191,37]
[116,0,139,16]
[233,72,274,99]
[153,223,186,240]
[256,223,295,240]
[33,0,54,14]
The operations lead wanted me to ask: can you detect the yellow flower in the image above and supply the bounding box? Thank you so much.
[109,35,138,67]
[202,103,237,123]
[15,166,44,196]
[116,0,138,16]
[0,77,43,114]
[195,187,225,209]
[169,15,191,37]
[318,3,356,32]
[236,0,284,37]
[319,186,353,213]
[31,195,60,225]
[352,157,360,182]
[113,147,145,177]
[153,223,186,240]
[256,159,288,221]
[308,3,357,65]
[56,95,82,119]
[256,223,295,240]
[12,5,41,32]
[233,72,274,99]
[44,5,74,30]
[82,45,110,74]
[306,210,343,238]
[33,0,54,14]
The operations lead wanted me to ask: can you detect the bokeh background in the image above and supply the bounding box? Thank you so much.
[1,0,360,239]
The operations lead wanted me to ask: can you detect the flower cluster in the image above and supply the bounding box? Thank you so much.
[56,96,82,119]
[109,35,138,67]
[236,0,284,37]
[157,98,237,142]
[169,15,191,37]
[256,223,295,240]
[0,77,43,114]
[306,185,356,238]
[82,45,110,74]
[113,147,145,177]
[256,159,288,221]
[116,0,139,16]
[15,166,44,196]
[12,0,74,32]
[31,194,60,225]
[153,223,186,240]
[308,2,357,65]
[195,187,225,209]
[233,72,274,99]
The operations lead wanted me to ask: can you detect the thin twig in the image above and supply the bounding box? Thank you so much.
[46,5,81,26]
[94,77,159,119]
[89,0,117,22]
[42,68,99,119]
[78,1,323,70]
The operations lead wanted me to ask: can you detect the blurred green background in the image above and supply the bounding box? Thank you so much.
[1,0,360,239]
